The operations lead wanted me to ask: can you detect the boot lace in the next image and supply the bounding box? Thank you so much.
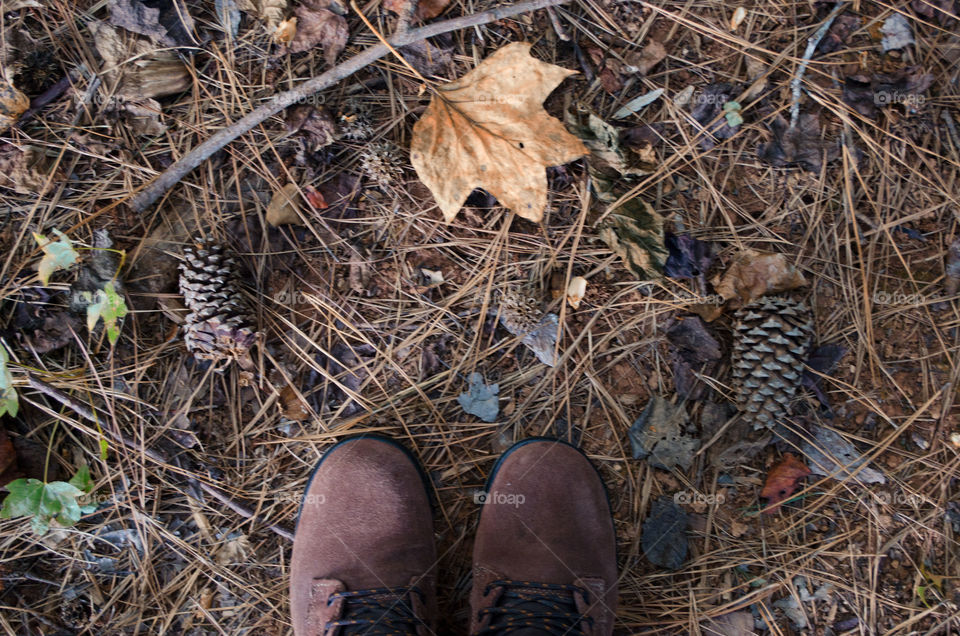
[326,586,425,635]
[474,579,594,635]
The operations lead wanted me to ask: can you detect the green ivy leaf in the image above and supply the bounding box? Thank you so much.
[0,346,17,418]
[723,100,744,128]
[33,229,78,286]
[86,281,128,345]
[1,466,96,535]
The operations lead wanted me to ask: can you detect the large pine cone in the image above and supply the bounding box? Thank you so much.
[731,296,814,428]
[179,238,259,366]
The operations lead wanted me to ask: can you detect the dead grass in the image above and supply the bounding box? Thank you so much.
[0,0,958,634]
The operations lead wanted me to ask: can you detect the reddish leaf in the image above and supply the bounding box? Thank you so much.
[303,185,328,209]
[760,453,811,514]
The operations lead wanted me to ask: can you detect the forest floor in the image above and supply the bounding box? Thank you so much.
[0,0,959,634]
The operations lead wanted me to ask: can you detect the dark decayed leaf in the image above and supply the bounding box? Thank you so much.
[802,425,886,484]
[641,496,688,570]
[597,196,667,281]
[842,67,934,117]
[664,233,713,280]
[285,105,338,151]
[287,0,349,65]
[911,0,958,24]
[108,0,197,48]
[457,372,499,422]
[816,14,861,54]
[691,83,740,150]
[757,113,838,172]
[0,428,19,487]
[666,317,722,400]
[629,395,699,471]
[801,343,847,411]
[945,237,960,296]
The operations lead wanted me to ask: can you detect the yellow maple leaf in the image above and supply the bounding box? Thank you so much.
[410,42,587,223]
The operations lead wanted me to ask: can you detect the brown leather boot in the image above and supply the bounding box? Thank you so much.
[290,436,437,635]
[470,438,618,635]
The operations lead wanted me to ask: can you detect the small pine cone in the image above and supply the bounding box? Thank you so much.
[360,141,403,188]
[731,296,814,428]
[179,239,259,366]
[337,97,374,141]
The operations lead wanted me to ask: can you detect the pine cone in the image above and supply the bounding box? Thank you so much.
[360,141,403,188]
[337,97,374,141]
[731,296,814,428]
[179,239,259,366]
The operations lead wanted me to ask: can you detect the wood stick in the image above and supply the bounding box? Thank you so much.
[129,0,570,213]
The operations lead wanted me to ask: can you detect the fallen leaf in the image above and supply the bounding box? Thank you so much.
[757,113,838,172]
[274,16,297,45]
[279,385,310,421]
[730,7,747,31]
[945,237,960,296]
[880,13,914,52]
[216,533,251,565]
[817,14,862,54]
[89,21,191,100]
[664,233,713,280]
[666,317,722,400]
[566,276,586,309]
[701,610,754,636]
[597,197,668,281]
[108,0,197,47]
[711,432,771,469]
[33,229,78,286]
[625,40,666,75]
[911,0,958,24]
[760,453,810,514]
[215,0,242,38]
[410,42,587,223]
[383,0,450,21]
[287,0,348,65]
[497,289,559,366]
[0,347,17,420]
[712,249,808,308]
[84,281,128,345]
[0,77,29,131]
[629,395,700,471]
[115,97,168,136]
[641,496,688,570]
[842,66,933,117]
[457,372,499,422]
[0,145,61,194]
[266,183,302,226]
[691,83,740,150]
[612,88,664,120]
[801,343,847,411]
[568,112,652,176]
[236,0,286,32]
[802,425,886,484]
[303,185,328,209]
[398,39,454,77]
[285,104,337,150]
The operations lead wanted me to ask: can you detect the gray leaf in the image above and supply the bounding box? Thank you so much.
[458,372,499,422]
[629,395,699,471]
[641,496,688,570]
[802,426,886,484]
